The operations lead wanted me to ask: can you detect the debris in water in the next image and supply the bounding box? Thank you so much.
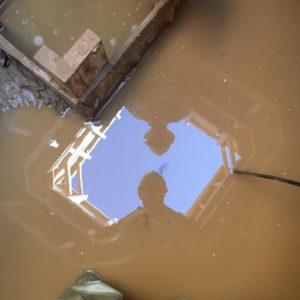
[130,24,138,33]
[48,139,59,148]
[160,71,178,82]
[109,37,117,48]
[106,218,119,226]
[158,162,169,175]
[53,29,60,36]
[33,35,44,46]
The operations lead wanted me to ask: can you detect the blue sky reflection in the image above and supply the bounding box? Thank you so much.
[81,108,222,219]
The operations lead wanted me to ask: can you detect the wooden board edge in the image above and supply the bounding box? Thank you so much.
[0,35,79,108]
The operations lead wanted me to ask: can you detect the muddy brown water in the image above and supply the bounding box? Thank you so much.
[1,0,300,299]
[0,0,153,58]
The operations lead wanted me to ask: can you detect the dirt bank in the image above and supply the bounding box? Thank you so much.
[0,56,69,115]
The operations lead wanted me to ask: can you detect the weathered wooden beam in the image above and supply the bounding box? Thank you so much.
[0,0,186,120]
[34,29,108,98]
[69,148,92,160]
[0,35,79,107]
[78,0,185,120]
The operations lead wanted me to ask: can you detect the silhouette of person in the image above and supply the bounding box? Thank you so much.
[122,171,187,228]
[121,46,190,156]
[90,172,212,298]
[138,170,170,211]
[97,172,191,252]
[125,92,188,156]
[91,172,190,266]
[118,0,235,159]
[144,123,175,156]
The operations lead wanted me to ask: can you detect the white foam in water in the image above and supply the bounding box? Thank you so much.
[130,24,138,34]
[234,152,242,161]
[33,35,44,46]
[106,218,119,226]
[109,37,117,48]
[48,139,59,148]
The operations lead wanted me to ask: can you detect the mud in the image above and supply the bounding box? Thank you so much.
[0,57,69,114]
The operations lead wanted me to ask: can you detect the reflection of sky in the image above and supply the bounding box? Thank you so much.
[81,108,222,219]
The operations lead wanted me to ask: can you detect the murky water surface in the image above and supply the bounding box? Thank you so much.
[0,0,153,58]
[1,0,300,299]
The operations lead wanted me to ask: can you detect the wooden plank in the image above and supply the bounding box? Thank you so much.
[0,35,79,107]
[0,0,186,120]
[64,30,108,97]
[69,148,92,160]
[34,29,108,98]
[76,165,84,195]
[78,0,185,120]
[34,45,73,82]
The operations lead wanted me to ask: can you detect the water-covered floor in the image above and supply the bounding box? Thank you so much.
[1,0,153,58]
[1,0,300,299]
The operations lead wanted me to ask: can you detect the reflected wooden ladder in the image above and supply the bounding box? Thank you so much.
[49,109,123,221]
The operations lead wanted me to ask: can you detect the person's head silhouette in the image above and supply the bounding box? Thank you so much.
[144,123,175,156]
[138,171,168,208]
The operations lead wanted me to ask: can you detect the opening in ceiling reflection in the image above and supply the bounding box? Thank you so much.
[78,108,224,220]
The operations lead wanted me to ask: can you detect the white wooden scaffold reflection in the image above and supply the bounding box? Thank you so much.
[49,108,123,223]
